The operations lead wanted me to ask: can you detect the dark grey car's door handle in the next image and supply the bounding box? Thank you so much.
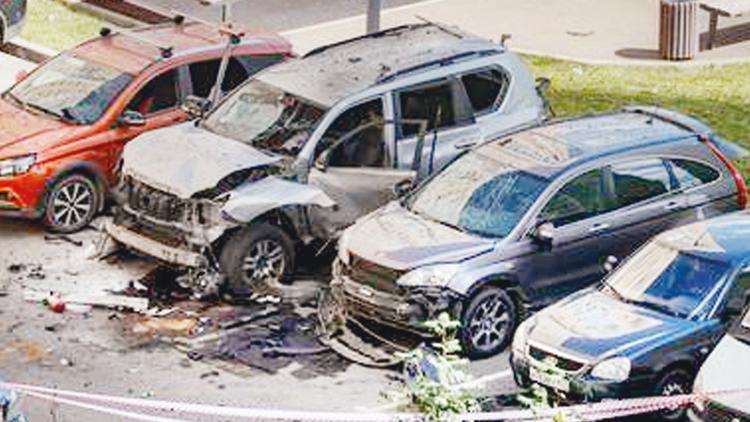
[664,201,683,211]
[589,223,610,233]
[454,140,478,149]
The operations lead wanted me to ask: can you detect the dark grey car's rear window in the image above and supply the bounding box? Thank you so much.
[669,159,720,189]
[612,159,671,208]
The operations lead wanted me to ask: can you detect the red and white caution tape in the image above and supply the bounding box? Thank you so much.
[4,381,749,421]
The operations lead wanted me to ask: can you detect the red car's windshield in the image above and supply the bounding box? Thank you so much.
[7,53,133,124]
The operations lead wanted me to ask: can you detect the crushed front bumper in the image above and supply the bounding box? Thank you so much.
[318,261,462,367]
[105,219,208,267]
[511,352,653,402]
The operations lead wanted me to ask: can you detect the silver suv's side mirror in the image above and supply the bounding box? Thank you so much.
[314,150,330,172]
[532,222,555,248]
[118,110,146,127]
[393,179,415,197]
[601,255,619,274]
[181,95,212,120]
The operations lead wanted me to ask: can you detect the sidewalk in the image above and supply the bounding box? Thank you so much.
[0,52,33,91]
[282,0,750,66]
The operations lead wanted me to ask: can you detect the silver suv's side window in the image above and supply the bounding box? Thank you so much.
[396,79,472,138]
[460,67,509,115]
[321,98,387,168]
[540,169,608,227]
[610,159,672,209]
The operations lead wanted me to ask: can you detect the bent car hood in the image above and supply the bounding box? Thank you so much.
[122,122,281,198]
[698,335,750,412]
[344,203,494,271]
[528,291,693,362]
[0,98,77,157]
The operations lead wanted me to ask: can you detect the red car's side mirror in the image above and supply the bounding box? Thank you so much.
[15,70,28,84]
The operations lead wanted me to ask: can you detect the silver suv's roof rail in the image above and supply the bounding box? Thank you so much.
[376,49,501,84]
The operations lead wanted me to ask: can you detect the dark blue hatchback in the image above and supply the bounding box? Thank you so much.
[511,211,750,420]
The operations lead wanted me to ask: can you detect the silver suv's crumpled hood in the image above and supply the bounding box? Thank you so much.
[122,122,280,198]
[344,202,494,271]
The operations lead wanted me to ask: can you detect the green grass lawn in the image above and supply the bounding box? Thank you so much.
[21,0,105,51]
[526,56,750,178]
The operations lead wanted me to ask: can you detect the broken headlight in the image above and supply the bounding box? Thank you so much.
[591,357,631,382]
[397,264,460,288]
[337,227,354,265]
[0,154,36,177]
[196,196,229,224]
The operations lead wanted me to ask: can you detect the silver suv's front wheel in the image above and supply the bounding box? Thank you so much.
[219,223,295,296]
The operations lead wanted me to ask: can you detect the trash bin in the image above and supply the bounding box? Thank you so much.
[659,0,699,60]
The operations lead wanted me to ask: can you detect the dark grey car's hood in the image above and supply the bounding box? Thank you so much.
[343,203,495,271]
[122,122,280,198]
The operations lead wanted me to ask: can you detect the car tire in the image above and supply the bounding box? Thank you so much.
[460,287,517,359]
[652,367,694,421]
[43,174,101,233]
[219,223,295,296]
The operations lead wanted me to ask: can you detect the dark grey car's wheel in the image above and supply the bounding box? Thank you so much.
[220,223,295,296]
[653,368,693,421]
[43,174,100,233]
[460,287,517,359]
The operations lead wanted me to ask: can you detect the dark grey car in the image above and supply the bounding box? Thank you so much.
[319,107,748,366]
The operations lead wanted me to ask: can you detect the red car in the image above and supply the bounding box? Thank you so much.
[0,20,291,232]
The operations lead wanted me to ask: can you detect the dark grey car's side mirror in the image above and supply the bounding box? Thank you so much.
[601,255,619,274]
[532,222,555,248]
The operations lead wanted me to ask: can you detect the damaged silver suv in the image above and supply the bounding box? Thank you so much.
[319,107,748,366]
[103,23,548,295]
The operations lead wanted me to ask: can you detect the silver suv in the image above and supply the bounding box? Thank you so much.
[104,23,548,295]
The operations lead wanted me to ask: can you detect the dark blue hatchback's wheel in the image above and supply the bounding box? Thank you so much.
[460,287,517,359]
[653,368,693,421]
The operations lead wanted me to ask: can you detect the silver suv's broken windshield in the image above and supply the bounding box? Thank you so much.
[7,53,133,124]
[202,79,328,156]
[406,140,549,238]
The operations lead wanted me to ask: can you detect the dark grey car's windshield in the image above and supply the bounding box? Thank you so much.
[202,79,327,156]
[7,53,133,124]
[605,240,731,318]
[406,141,549,238]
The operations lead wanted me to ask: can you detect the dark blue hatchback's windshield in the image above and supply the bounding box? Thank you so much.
[607,241,731,318]
[407,141,549,238]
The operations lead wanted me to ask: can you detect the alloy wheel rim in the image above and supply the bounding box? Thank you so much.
[51,181,94,228]
[241,239,285,287]
[660,376,688,417]
[468,295,509,352]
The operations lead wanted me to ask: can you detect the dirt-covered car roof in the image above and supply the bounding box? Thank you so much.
[257,23,504,107]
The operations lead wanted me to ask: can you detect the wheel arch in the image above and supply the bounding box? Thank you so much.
[41,162,109,213]
[464,273,527,319]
